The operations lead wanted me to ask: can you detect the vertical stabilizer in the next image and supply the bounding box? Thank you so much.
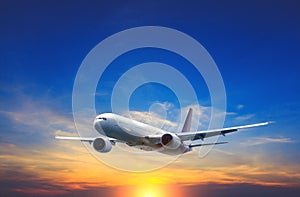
[181,108,193,133]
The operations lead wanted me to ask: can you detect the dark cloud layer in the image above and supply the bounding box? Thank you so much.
[2,180,300,197]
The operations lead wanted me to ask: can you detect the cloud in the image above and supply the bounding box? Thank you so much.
[237,104,244,110]
[1,125,300,196]
[0,88,77,146]
[152,101,174,110]
[123,103,212,132]
[2,139,300,194]
[0,141,119,196]
[0,109,75,133]
[226,112,237,115]
[234,114,255,122]
[241,137,294,146]
[54,130,78,137]
[128,110,177,129]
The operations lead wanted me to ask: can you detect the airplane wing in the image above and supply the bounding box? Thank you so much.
[55,136,119,144]
[55,136,95,142]
[177,122,271,141]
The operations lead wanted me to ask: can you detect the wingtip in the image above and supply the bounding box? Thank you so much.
[267,121,275,124]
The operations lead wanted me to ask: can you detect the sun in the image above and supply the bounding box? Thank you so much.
[131,185,162,197]
[142,190,157,197]
[114,184,184,197]
[145,193,154,197]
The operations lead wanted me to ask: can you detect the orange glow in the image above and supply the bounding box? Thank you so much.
[114,184,184,197]
[1,141,300,196]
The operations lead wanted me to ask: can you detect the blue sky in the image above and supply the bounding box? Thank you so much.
[1,0,300,196]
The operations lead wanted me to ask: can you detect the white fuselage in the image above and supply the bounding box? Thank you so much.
[93,113,190,155]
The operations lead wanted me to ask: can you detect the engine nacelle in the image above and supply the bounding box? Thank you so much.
[92,137,112,153]
[161,133,181,149]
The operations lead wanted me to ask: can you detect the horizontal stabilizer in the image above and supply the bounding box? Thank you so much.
[189,141,228,148]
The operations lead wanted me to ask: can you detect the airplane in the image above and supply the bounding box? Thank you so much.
[55,108,271,155]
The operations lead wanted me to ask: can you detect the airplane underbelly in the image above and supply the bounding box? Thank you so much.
[158,144,191,155]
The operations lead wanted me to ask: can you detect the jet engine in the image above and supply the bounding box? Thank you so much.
[92,137,112,153]
[161,133,181,149]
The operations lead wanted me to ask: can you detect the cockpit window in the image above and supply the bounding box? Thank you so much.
[97,117,107,120]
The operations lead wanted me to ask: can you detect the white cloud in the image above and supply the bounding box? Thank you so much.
[237,104,244,110]
[128,110,177,131]
[241,137,294,146]
[1,109,74,130]
[235,114,255,122]
[121,103,213,133]
[0,90,77,142]
[152,101,174,110]
[226,112,237,115]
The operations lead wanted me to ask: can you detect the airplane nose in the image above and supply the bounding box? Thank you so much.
[93,118,101,129]
[93,118,97,126]
[94,118,108,136]
[93,119,101,131]
[94,114,112,134]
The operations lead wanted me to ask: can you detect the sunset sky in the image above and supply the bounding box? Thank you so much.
[1,0,300,196]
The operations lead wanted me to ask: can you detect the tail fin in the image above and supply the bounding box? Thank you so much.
[181,108,193,133]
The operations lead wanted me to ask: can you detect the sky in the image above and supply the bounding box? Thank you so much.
[0,0,300,196]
